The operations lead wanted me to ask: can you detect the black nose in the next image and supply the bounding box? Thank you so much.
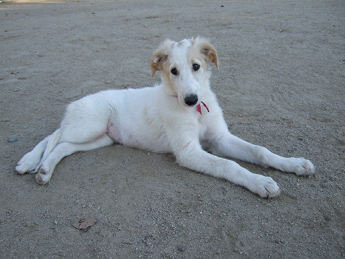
[184,94,198,106]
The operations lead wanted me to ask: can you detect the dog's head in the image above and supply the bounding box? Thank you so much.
[151,37,218,107]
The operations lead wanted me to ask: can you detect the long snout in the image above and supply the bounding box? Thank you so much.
[178,76,200,107]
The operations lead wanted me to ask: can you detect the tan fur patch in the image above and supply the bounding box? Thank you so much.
[191,37,219,68]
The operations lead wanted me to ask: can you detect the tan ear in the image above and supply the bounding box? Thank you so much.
[194,37,219,68]
[150,39,174,76]
[150,50,168,77]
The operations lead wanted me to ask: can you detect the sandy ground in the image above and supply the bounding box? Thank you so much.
[0,0,344,258]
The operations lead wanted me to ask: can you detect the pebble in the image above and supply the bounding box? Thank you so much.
[7,137,18,143]
[176,245,185,252]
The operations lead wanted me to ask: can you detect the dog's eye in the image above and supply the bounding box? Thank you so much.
[192,63,200,71]
[171,68,178,76]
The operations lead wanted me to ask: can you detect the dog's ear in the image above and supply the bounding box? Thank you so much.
[151,50,168,77]
[193,37,219,68]
[150,39,174,76]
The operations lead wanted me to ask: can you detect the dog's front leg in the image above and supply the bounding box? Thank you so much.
[173,139,280,198]
[210,132,315,176]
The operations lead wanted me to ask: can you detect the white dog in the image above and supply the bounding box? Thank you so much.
[16,37,315,198]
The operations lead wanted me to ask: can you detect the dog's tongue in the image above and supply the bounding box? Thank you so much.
[196,101,209,115]
[196,104,202,114]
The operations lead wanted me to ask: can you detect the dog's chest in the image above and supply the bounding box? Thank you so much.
[197,117,209,140]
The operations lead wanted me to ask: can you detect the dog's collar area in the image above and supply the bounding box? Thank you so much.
[196,101,210,115]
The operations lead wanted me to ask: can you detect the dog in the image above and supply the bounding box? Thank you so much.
[15,37,315,198]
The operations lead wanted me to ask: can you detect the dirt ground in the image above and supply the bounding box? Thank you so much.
[0,0,344,258]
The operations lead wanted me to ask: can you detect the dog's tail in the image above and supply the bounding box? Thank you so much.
[41,128,62,162]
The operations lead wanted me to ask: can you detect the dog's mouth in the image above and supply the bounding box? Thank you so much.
[175,94,209,115]
[196,101,210,115]
[174,92,207,113]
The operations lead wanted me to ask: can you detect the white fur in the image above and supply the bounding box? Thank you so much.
[16,37,315,198]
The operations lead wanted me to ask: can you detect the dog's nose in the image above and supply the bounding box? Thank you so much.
[184,94,198,106]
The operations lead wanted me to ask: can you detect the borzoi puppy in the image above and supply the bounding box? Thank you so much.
[16,37,315,198]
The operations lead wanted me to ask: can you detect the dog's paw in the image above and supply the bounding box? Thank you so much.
[35,167,50,185]
[16,153,40,174]
[250,175,281,198]
[291,158,315,176]
[16,163,30,175]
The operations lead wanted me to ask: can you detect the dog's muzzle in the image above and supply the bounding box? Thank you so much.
[184,94,198,106]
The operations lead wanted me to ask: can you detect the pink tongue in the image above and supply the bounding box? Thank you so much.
[196,104,202,115]
[196,102,210,115]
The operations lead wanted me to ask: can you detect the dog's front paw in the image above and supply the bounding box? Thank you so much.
[291,158,315,176]
[250,175,281,198]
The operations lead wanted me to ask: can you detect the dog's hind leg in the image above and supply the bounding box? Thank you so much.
[36,134,113,184]
[210,132,315,176]
[34,97,115,184]
[16,133,52,174]
[17,92,117,183]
